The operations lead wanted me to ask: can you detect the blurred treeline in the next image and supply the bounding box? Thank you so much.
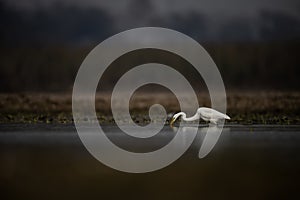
[0,41,299,92]
[0,1,299,92]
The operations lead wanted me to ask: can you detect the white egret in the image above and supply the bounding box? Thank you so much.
[170,107,230,126]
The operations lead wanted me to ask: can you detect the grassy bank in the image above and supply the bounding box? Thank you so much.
[0,91,299,125]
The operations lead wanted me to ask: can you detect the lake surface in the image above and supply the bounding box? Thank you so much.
[1,124,300,200]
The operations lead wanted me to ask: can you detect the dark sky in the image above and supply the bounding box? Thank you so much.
[1,0,300,45]
[5,0,300,18]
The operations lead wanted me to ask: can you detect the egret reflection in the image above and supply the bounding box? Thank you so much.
[171,125,230,158]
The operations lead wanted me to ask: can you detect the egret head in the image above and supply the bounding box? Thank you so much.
[170,112,184,126]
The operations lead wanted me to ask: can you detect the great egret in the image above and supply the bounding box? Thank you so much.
[170,107,230,126]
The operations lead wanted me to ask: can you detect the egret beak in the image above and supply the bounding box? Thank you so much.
[170,117,176,127]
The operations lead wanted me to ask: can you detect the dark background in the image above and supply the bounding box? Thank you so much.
[1,2,300,199]
[0,0,300,92]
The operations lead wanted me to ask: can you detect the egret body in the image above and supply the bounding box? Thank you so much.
[170,107,230,126]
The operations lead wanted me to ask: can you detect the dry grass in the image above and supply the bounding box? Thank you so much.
[0,91,299,124]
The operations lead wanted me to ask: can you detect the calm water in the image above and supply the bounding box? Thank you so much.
[1,124,300,199]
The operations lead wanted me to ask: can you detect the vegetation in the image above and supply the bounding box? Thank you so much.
[0,91,299,125]
[0,38,299,126]
[0,41,300,92]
